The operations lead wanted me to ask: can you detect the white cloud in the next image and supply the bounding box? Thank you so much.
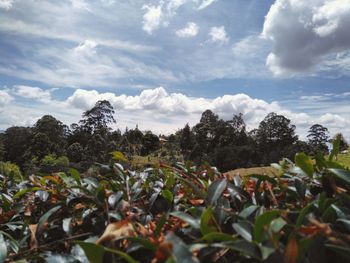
[0,0,13,10]
[262,0,350,76]
[73,40,98,57]
[0,90,12,107]
[12,85,52,103]
[64,87,350,139]
[209,26,229,43]
[70,0,90,11]
[142,4,163,34]
[176,22,199,38]
[197,0,218,10]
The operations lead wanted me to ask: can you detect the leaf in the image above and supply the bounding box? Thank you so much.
[105,247,140,263]
[296,202,315,227]
[294,178,306,199]
[253,210,280,243]
[295,153,314,178]
[329,169,350,185]
[166,233,199,263]
[337,218,350,232]
[215,240,261,260]
[36,205,61,235]
[69,168,81,185]
[162,190,173,204]
[0,233,7,263]
[155,214,167,237]
[200,232,236,242]
[269,217,286,233]
[239,205,258,219]
[76,241,105,263]
[206,178,227,206]
[284,238,298,263]
[325,244,350,260]
[233,221,252,241]
[170,211,200,229]
[200,207,218,235]
[96,221,135,245]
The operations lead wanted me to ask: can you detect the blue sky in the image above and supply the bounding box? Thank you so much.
[0,0,349,139]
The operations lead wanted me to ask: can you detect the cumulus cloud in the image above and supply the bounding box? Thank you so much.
[0,90,12,107]
[262,0,350,75]
[142,4,163,34]
[176,22,199,37]
[0,0,13,10]
[209,26,229,44]
[12,85,52,103]
[64,87,350,138]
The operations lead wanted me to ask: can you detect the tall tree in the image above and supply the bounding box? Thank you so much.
[33,115,68,155]
[307,124,330,155]
[80,100,116,135]
[257,112,298,163]
[332,133,349,152]
[3,126,32,167]
[179,124,194,154]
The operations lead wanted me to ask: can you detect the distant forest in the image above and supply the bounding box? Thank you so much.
[0,100,348,174]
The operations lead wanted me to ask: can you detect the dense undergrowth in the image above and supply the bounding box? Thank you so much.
[1,139,350,263]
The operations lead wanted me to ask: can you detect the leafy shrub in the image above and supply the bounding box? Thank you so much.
[0,161,22,180]
[39,154,70,173]
[0,141,350,262]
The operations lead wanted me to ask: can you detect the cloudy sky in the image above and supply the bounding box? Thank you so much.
[0,0,350,139]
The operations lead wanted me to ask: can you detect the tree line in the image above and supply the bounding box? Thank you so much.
[0,100,348,174]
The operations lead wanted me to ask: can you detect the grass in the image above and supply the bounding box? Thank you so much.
[337,152,350,168]
[225,166,279,178]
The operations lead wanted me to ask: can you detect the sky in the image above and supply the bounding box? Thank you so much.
[0,0,350,140]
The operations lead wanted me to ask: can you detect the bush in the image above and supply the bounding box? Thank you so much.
[1,138,350,262]
[39,154,70,173]
[0,161,22,180]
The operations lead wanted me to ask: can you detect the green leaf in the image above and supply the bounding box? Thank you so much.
[76,242,105,263]
[170,211,200,229]
[295,153,314,178]
[105,247,139,263]
[269,217,286,233]
[253,210,280,243]
[200,232,236,243]
[36,205,61,235]
[238,205,258,219]
[0,233,7,263]
[215,240,261,260]
[329,169,350,185]
[233,221,252,241]
[13,187,40,199]
[337,219,350,232]
[69,168,81,185]
[296,202,315,227]
[155,214,167,237]
[200,207,218,235]
[162,190,173,204]
[325,244,350,260]
[206,178,227,206]
[166,233,199,263]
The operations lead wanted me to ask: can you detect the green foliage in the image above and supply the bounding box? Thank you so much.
[1,141,350,262]
[0,161,22,180]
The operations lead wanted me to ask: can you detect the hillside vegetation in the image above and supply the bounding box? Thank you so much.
[0,137,350,262]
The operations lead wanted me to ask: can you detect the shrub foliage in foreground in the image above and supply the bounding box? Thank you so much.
[1,141,350,262]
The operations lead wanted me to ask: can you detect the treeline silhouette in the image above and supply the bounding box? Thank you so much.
[0,100,348,174]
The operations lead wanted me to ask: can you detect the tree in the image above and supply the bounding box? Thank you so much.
[256,112,298,163]
[141,131,160,156]
[67,142,85,163]
[3,126,32,168]
[179,124,194,154]
[332,133,349,152]
[33,115,68,155]
[307,124,330,155]
[80,100,116,135]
